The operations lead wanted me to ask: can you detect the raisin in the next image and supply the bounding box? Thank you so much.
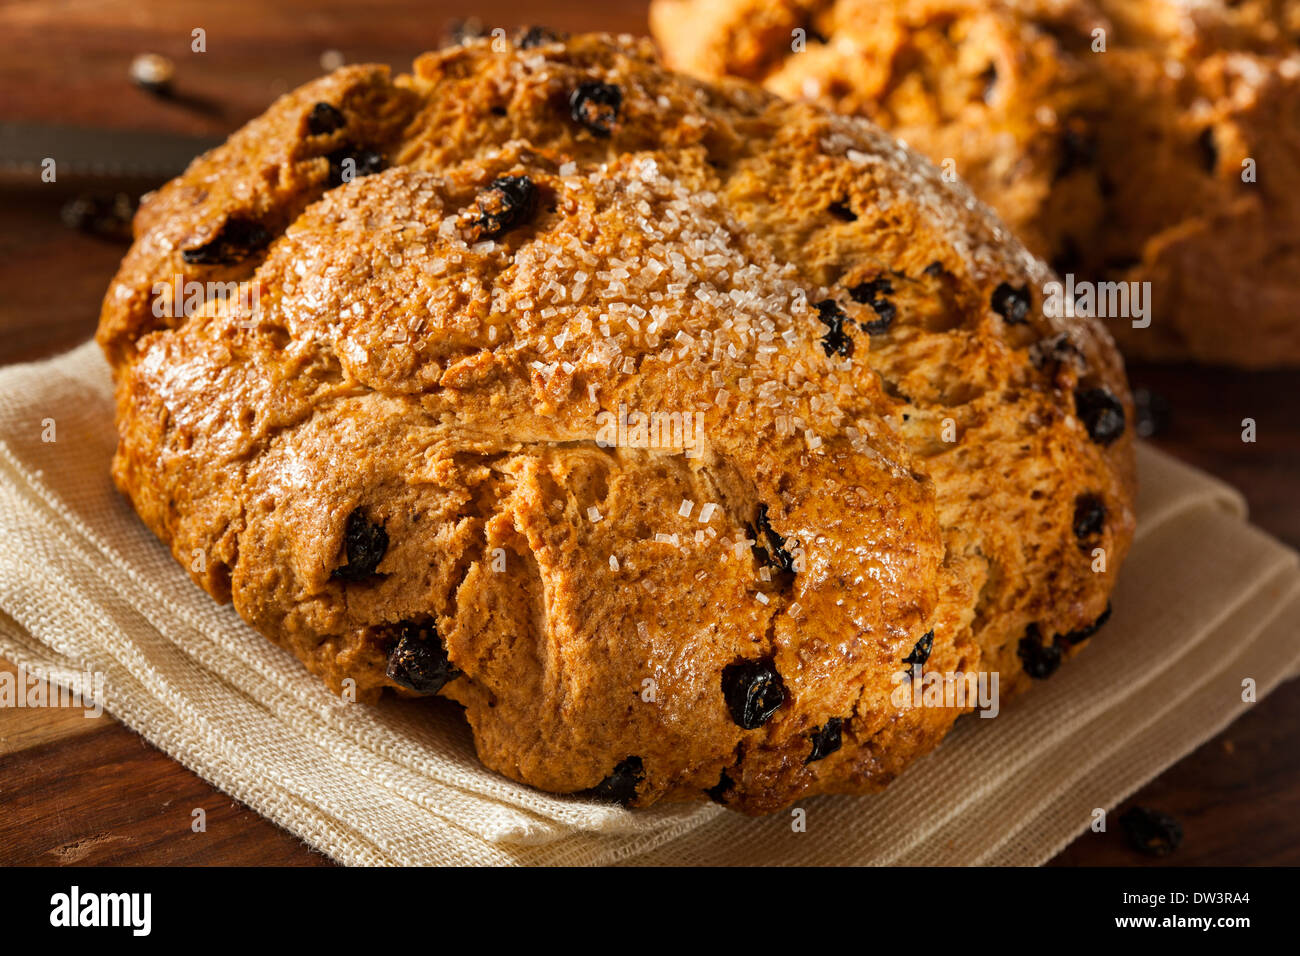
[978,63,998,103]
[1057,603,1112,646]
[590,756,645,807]
[752,503,796,573]
[1056,123,1096,179]
[61,192,136,243]
[181,218,270,265]
[814,299,853,357]
[827,199,857,222]
[307,102,345,136]
[1120,806,1183,857]
[861,298,896,334]
[902,629,934,670]
[385,620,459,694]
[1073,493,1106,539]
[706,769,735,804]
[517,26,565,48]
[722,658,786,729]
[332,508,389,581]
[1075,388,1126,445]
[462,175,537,243]
[568,82,622,136]
[849,277,894,303]
[806,717,843,763]
[1017,623,1061,679]
[1197,127,1217,173]
[1029,333,1084,371]
[326,146,385,187]
[1133,387,1171,438]
[991,281,1031,325]
[922,260,947,278]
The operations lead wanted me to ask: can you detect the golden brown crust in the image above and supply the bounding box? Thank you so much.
[652,0,1300,366]
[98,33,1135,813]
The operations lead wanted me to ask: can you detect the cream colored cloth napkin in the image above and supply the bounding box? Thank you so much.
[0,341,1296,866]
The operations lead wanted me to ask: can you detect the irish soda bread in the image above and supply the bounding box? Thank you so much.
[652,0,1300,366]
[97,33,1135,814]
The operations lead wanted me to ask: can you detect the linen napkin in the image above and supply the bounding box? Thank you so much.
[0,341,1296,865]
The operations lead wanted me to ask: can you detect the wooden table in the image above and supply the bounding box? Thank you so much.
[1,0,1296,866]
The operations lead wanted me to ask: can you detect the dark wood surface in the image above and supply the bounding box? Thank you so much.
[0,0,1296,867]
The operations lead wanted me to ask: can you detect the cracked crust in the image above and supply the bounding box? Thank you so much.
[652,0,1300,366]
[98,33,1135,814]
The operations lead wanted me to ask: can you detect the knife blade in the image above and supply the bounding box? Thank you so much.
[0,122,223,180]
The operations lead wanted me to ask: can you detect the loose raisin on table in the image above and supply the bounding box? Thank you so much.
[722,658,786,729]
[307,102,345,136]
[814,299,853,357]
[568,82,621,136]
[1120,806,1183,857]
[1075,388,1126,445]
[1057,603,1112,646]
[61,192,136,243]
[332,508,388,581]
[991,281,1031,325]
[1133,387,1171,438]
[591,756,644,807]
[1073,493,1107,540]
[902,629,934,670]
[462,175,537,243]
[752,503,796,574]
[385,620,459,694]
[1017,623,1061,679]
[326,146,385,187]
[181,218,270,266]
[806,717,843,764]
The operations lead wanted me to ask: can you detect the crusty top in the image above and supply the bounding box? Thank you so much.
[98,33,1135,812]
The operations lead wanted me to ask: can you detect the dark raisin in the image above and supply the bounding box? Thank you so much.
[332,508,389,581]
[1017,623,1062,679]
[814,299,853,357]
[568,82,622,136]
[307,102,345,136]
[1197,127,1218,173]
[722,658,786,729]
[991,281,1031,324]
[181,217,270,265]
[385,620,459,694]
[706,769,735,804]
[1073,493,1106,539]
[462,175,537,243]
[862,298,897,334]
[978,63,998,103]
[1029,333,1084,371]
[60,192,136,243]
[922,260,947,278]
[848,277,894,303]
[517,26,565,48]
[1075,388,1126,445]
[827,199,857,222]
[1133,387,1171,438]
[806,717,843,764]
[752,503,796,574]
[1056,123,1097,179]
[326,146,385,187]
[1057,603,1112,646]
[1119,806,1183,857]
[590,756,645,807]
[902,629,934,670]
